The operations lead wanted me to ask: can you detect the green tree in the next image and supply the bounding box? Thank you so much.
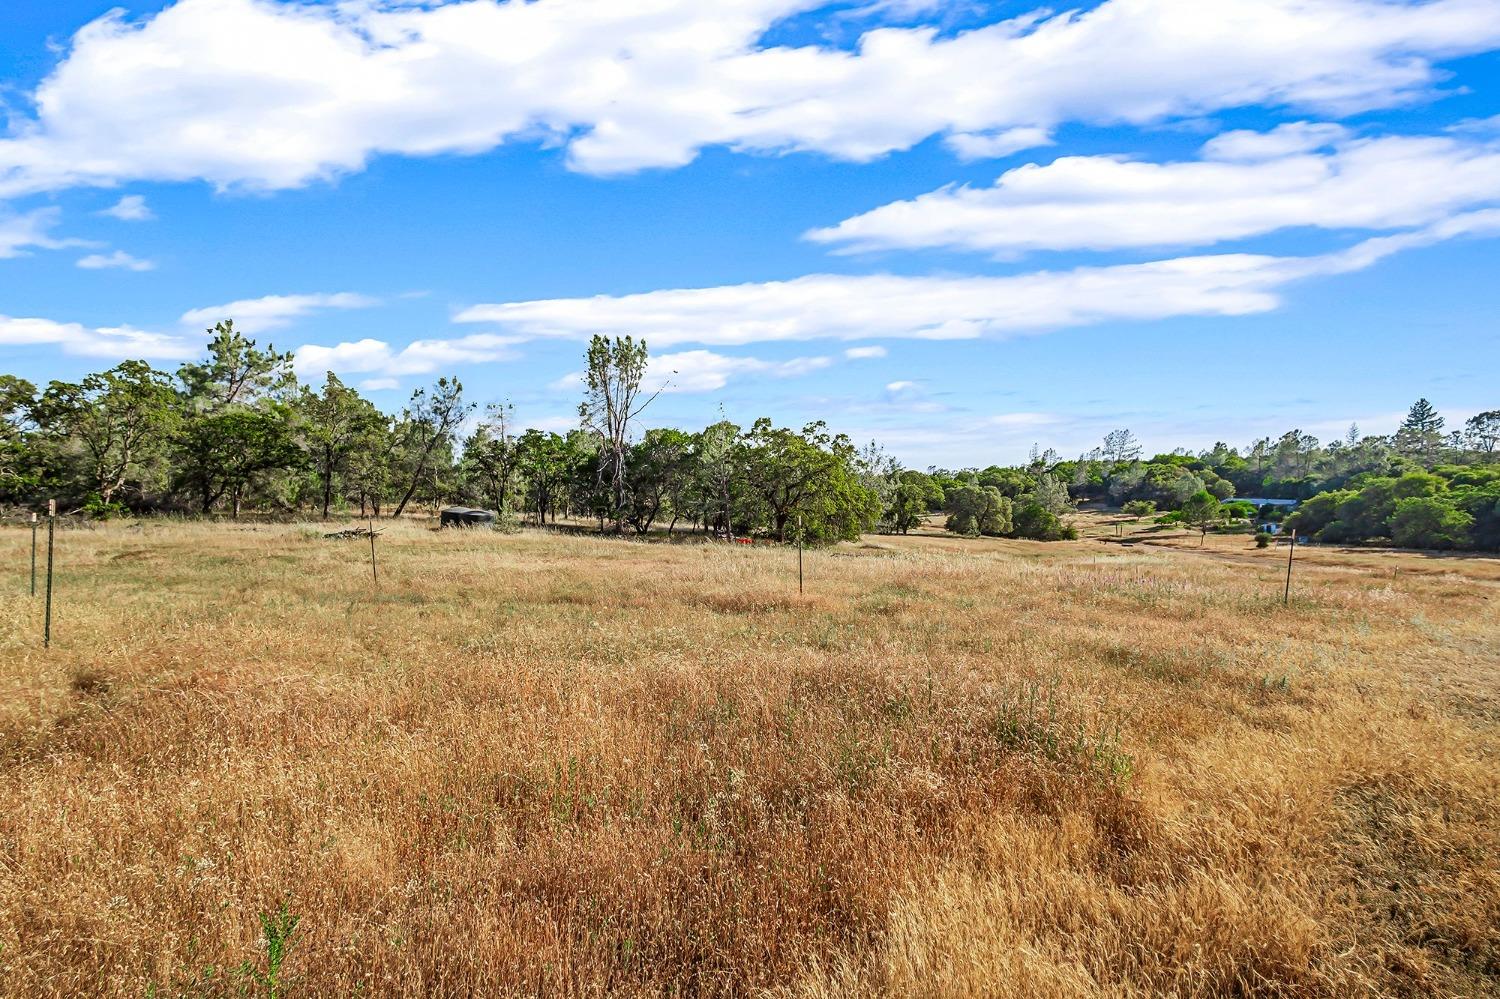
[856,441,904,532]
[330,406,395,517]
[0,375,37,495]
[299,373,384,518]
[1390,497,1472,550]
[1396,398,1445,463]
[1122,499,1155,521]
[1220,500,1256,520]
[742,419,878,542]
[579,335,659,532]
[625,427,694,535]
[945,484,1012,537]
[976,465,1032,497]
[1465,410,1500,454]
[1011,499,1075,541]
[1271,430,1320,479]
[173,407,303,517]
[177,320,295,411]
[462,402,524,518]
[1205,475,1235,501]
[1180,489,1223,545]
[898,469,945,512]
[1142,463,1205,508]
[34,361,179,506]
[689,419,744,537]
[1101,428,1141,463]
[391,377,471,518]
[1453,488,1500,551]
[1285,490,1356,538]
[886,480,928,535]
[1323,479,1396,542]
[1106,462,1146,504]
[1031,472,1073,516]
[516,429,571,525]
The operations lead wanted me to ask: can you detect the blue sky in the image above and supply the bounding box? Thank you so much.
[2,0,1498,467]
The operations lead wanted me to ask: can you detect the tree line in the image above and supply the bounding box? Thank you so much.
[913,402,1497,551]
[2,325,1496,550]
[0,325,890,543]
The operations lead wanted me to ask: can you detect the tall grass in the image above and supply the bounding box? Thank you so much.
[0,521,1495,996]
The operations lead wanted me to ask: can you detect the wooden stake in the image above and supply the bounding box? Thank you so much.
[1283,528,1296,606]
[44,500,55,648]
[30,512,37,597]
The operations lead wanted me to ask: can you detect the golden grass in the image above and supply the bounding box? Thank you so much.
[1,520,1496,997]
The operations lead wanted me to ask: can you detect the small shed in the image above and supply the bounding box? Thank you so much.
[440,506,497,528]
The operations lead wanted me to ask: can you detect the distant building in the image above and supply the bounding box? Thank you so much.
[1240,498,1299,535]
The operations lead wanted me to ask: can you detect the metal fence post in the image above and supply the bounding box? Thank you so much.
[43,500,55,648]
[797,514,804,595]
[1283,528,1296,606]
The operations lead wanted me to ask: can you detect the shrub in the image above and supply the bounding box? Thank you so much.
[1012,500,1076,541]
[1285,490,1355,538]
[1390,497,1473,550]
[81,492,129,520]
[1255,532,1273,548]
[1220,500,1256,520]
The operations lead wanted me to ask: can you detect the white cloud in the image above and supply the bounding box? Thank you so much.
[840,410,1068,466]
[2,0,1498,194]
[0,206,84,258]
[357,377,399,392]
[293,333,521,380]
[878,378,949,413]
[808,127,1500,255]
[181,292,379,334]
[1199,121,1352,161]
[943,126,1054,161]
[0,314,196,360]
[844,345,887,359]
[98,194,154,221]
[655,350,832,391]
[552,349,834,394]
[457,209,1500,346]
[1449,113,1500,134]
[529,413,584,435]
[77,249,156,271]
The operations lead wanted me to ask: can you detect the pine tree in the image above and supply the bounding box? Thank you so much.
[1401,399,1444,436]
[1397,398,1445,463]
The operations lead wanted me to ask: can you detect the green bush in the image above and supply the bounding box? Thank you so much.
[1012,500,1076,541]
[1220,500,1257,520]
[81,492,128,520]
[1254,531,1273,548]
[1390,497,1473,550]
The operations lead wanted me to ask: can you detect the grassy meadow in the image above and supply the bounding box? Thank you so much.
[1,518,1497,996]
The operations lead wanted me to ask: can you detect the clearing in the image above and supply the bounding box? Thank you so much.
[1,521,1496,996]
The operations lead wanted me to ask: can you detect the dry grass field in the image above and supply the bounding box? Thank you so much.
[1,519,1497,997]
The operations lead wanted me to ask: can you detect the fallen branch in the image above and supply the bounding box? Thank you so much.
[324,527,383,540]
